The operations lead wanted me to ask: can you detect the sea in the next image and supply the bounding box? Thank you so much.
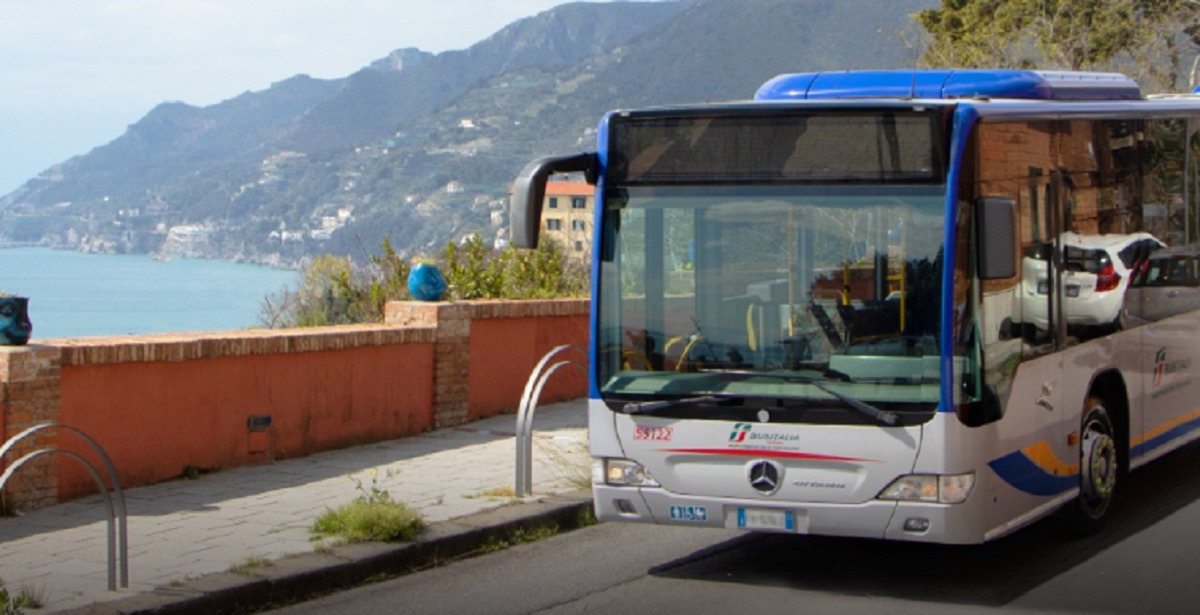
[1,248,299,340]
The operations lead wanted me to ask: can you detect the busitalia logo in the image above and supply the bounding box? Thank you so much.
[1154,347,1192,388]
[728,423,802,447]
[729,423,752,443]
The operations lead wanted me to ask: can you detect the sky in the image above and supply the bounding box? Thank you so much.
[0,0,585,196]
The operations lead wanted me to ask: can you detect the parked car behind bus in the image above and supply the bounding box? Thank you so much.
[1016,232,1163,335]
[1124,245,1200,325]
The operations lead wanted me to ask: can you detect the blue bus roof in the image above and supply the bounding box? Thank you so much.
[756,70,1143,102]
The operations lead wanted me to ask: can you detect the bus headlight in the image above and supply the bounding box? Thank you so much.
[595,458,660,487]
[878,473,975,504]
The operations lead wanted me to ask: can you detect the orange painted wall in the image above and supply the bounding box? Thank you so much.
[56,343,434,499]
[467,314,588,420]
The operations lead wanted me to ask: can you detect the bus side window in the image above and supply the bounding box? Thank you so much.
[1059,118,1164,339]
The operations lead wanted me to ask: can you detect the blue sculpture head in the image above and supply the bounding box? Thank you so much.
[0,296,32,346]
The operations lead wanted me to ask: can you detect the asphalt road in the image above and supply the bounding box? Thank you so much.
[270,440,1200,615]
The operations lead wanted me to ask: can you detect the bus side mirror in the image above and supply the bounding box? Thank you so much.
[975,197,1016,280]
[510,153,598,249]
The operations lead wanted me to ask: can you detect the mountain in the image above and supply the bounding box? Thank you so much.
[0,0,935,267]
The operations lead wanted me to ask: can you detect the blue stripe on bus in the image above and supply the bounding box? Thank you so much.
[992,412,1200,497]
[588,112,613,401]
[988,450,1077,497]
[1131,412,1200,459]
[938,105,982,413]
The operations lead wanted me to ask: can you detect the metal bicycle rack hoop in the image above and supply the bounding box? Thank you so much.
[515,344,587,498]
[0,423,128,590]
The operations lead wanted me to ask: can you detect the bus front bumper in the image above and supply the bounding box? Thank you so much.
[593,485,989,544]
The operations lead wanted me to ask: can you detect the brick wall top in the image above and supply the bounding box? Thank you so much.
[42,324,436,367]
[385,298,589,326]
[464,298,589,319]
[34,299,587,368]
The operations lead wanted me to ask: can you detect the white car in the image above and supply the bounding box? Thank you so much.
[1015,231,1164,333]
[1124,246,1200,324]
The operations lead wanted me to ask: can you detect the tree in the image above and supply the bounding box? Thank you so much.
[441,234,589,301]
[914,0,1200,91]
[260,236,588,328]
[259,254,360,327]
[259,238,412,328]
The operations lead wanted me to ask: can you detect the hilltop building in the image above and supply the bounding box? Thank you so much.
[540,180,593,264]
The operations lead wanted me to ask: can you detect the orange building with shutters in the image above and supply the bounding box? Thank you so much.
[541,180,594,264]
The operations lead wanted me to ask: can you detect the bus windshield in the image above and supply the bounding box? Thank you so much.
[596,110,948,425]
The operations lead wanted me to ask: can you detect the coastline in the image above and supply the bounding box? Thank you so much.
[2,247,298,339]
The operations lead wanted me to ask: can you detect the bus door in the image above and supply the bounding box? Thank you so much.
[1006,169,1066,417]
[1136,118,1200,461]
[972,123,1074,493]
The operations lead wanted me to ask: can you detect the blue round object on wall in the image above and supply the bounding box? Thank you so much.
[408,263,447,301]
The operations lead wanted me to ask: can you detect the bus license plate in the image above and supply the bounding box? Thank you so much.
[737,508,794,531]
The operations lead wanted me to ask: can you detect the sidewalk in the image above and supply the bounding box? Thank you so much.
[0,399,591,614]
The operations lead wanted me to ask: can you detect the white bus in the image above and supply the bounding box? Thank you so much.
[511,69,1200,543]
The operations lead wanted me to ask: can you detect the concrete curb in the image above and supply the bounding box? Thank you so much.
[56,491,594,615]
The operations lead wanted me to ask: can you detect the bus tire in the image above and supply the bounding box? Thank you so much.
[1065,398,1118,535]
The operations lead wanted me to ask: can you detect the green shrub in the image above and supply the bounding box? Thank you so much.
[262,235,587,328]
[311,497,423,543]
[261,237,411,327]
[442,234,588,300]
[310,472,423,543]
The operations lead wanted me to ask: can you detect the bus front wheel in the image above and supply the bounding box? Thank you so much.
[1065,398,1118,534]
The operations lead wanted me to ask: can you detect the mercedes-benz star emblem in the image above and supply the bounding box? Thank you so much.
[748,460,783,495]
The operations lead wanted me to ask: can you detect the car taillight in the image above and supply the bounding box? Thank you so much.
[1096,263,1121,292]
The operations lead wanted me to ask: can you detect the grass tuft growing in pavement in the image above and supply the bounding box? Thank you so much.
[467,486,516,500]
[311,498,424,543]
[310,470,424,543]
[533,438,591,490]
[477,522,558,554]
[0,578,38,615]
[228,557,273,576]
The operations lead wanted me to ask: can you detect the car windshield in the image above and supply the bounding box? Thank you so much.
[595,184,946,424]
[1134,253,1200,286]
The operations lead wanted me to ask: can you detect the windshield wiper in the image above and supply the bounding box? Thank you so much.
[808,380,900,427]
[621,395,730,415]
[698,369,900,427]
